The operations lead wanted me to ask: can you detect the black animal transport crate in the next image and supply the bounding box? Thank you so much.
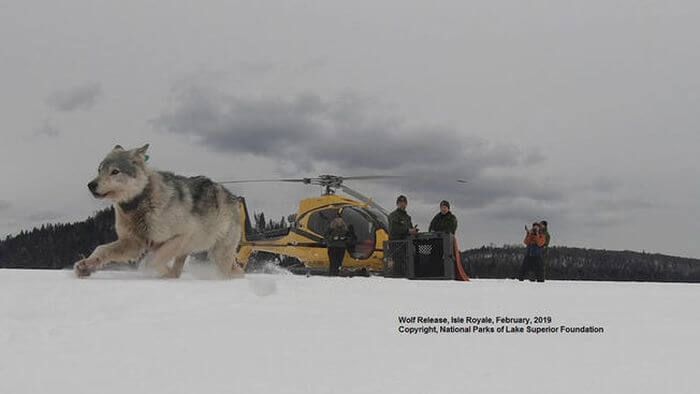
[383,240,411,278]
[383,233,455,280]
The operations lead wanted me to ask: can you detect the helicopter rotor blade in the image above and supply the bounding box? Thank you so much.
[339,175,407,181]
[343,175,468,184]
[339,184,390,216]
[219,174,467,185]
[219,178,312,184]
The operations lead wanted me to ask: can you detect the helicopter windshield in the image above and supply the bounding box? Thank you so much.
[365,207,388,230]
[306,209,338,237]
[341,207,376,260]
[306,206,378,260]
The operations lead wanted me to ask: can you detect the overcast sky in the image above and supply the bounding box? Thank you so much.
[1,1,699,257]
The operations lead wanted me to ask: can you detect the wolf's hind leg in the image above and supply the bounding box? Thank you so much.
[209,241,244,279]
[168,255,187,278]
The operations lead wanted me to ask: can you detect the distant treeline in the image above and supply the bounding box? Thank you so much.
[0,208,117,269]
[0,208,288,270]
[2,210,700,282]
[462,246,700,283]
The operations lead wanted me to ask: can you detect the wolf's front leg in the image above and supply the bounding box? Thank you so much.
[143,236,186,278]
[74,238,145,278]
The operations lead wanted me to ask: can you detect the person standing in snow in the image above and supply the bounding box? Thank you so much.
[539,220,551,251]
[324,210,352,276]
[428,200,458,234]
[518,222,546,282]
[388,195,418,240]
[539,220,551,279]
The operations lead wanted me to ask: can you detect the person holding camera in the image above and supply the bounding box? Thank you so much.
[518,222,546,282]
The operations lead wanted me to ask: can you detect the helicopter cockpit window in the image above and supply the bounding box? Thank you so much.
[366,207,388,230]
[306,209,339,237]
[342,207,376,260]
[306,207,376,260]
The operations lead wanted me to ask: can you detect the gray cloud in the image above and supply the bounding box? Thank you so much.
[588,177,619,193]
[0,203,61,225]
[239,61,276,77]
[34,118,60,137]
[46,82,102,111]
[477,198,566,224]
[25,211,64,223]
[153,84,561,209]
[476,187,653,227]
[238,58,327,78]
[522,150,546,166]
[594,198,654,211]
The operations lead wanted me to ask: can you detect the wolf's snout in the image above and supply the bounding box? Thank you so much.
[88,181,98,192]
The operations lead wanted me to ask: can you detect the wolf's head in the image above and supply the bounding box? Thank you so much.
[88,144,151,203]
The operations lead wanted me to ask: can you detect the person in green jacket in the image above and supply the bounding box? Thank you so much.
[388,195,418,240]
[428,200,458,234]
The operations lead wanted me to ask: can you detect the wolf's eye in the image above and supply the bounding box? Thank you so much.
[111,169,120,175]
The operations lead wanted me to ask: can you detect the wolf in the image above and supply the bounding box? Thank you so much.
[74,144,244,279]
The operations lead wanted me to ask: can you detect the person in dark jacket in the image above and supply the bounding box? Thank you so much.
[518,222,546,282]
[324,210,352,276]
[539,220,551,277]
[428,200,458,234]
[388,195,417,240]
[539,220,551,251]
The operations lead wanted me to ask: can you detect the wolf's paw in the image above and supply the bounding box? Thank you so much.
[230,268,245,279]
[74,257,100,278]
[160,269,182,279]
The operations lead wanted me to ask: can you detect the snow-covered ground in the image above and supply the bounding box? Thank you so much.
[0,269,697,394]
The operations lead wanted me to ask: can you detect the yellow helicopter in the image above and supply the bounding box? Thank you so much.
[221,175,398,274]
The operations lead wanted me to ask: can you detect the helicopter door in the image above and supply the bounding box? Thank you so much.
[341,207,376,260]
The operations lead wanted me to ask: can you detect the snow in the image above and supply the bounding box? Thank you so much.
[0,269,697,394]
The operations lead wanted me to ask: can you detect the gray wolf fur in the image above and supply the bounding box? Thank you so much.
[75,144,244,279]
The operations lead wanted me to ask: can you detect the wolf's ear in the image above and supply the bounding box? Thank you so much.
[132,144,150,161]
[113,145,125,151]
